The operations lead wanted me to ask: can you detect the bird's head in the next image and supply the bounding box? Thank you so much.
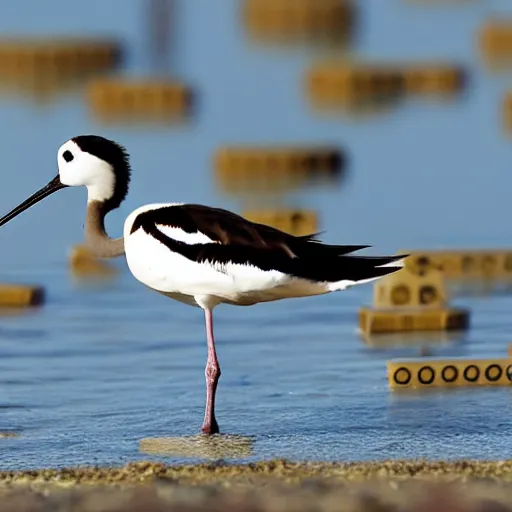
[0,135,131,227]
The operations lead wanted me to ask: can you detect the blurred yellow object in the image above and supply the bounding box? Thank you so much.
[479,20,512,70]
[213,146,344,193]
[373,266,447,309]
[305,61,465,111]
[402,249,512,281]
[359,266,469,334]
[306,63,405,110]
[359,307,468,334]
[0,38,120,79]
[0,73,85,104]
[403,64,466,96]
[69,245,118,278]
[87,78,192,122]
[361,330,464,349]
[0,38,120,104]
[242,0,354,44]
[0,284,44,308]
[503,92,512,135]
[387,358,512,390]
[242,208,318,236]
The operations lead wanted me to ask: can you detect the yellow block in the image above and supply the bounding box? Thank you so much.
[242,0,354,42]
[0,284,44,307]
[478,20,512,69]
[214,146,343,183]
[0,73,84,104]
[373,266,447,309]
[0,38,120,78]
[359,306,469,334]
[213,146,344,194]
[87,78,192,121]
[503,92,512,135]
[402,64,466,96]
[361,330,463,349]
[242,209,318,236]
[305,62,465,111]
[69,245,118,278]
[402,249,512,280]
[306,64,405,109]
[387,358,512,389]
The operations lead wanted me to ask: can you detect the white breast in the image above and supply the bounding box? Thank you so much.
[122,204,294,307]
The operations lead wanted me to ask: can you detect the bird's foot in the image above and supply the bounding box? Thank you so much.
[201,418,220,435]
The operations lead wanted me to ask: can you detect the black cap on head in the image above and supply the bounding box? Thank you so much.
[72,135,131,211]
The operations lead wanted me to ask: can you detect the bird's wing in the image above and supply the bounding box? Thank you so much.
[130,203,366,256]
[129,204,405,282]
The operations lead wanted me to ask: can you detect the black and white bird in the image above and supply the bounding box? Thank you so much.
[0,135,406,435]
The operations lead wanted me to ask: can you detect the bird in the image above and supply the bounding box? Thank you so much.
[0,135,407,435]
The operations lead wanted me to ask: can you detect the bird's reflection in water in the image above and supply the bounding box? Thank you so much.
[68,244,119,287]
[139,434,254,459]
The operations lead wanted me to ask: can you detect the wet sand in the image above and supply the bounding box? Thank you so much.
[3,460,512,511]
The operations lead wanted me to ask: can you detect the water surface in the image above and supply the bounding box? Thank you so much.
[0,0,512,469]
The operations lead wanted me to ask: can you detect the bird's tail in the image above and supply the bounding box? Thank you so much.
[324,253,408,292]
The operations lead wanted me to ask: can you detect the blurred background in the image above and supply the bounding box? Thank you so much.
[0,0,512,470]
[3,0,512,268]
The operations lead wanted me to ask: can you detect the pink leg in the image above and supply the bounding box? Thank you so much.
[201,308,221,435]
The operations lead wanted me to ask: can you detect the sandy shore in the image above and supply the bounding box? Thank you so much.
[2,460,512,511]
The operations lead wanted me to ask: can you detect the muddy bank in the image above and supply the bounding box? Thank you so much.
[1,460,512,511]
[1,478,512,512]
[3,460,512,486]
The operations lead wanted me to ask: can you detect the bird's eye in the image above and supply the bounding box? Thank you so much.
[63,150,74,163]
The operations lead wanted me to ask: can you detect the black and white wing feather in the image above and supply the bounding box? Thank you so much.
[129,204,406,284]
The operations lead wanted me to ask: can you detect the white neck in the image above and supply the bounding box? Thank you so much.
[86,174,116,204]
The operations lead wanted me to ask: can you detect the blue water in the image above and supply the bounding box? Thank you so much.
[1,0,512,469]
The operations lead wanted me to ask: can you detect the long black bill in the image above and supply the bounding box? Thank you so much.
[0,175,67,228]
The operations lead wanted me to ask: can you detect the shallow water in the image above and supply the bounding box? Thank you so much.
[0,264,511,470]
[1,0,512,469]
